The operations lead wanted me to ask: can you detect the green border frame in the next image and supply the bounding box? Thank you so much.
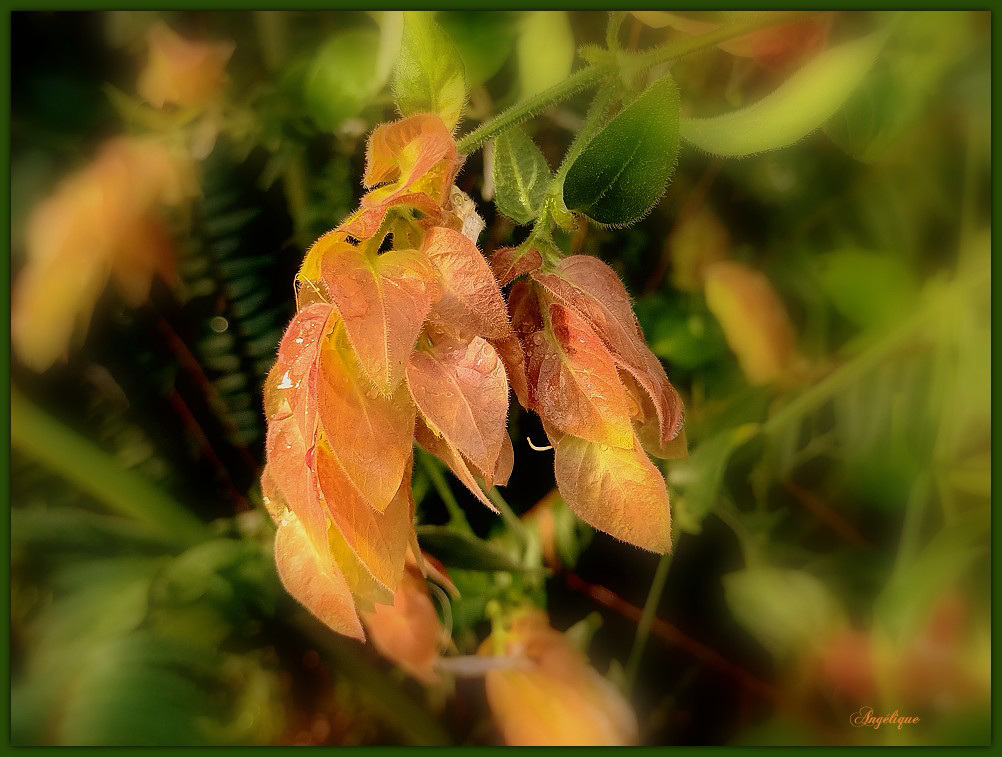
[3,3,997,754]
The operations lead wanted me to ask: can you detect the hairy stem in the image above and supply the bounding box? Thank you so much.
[456,12,815,158]
[457,64,612,155]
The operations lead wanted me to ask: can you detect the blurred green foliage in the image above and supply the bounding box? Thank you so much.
[10,9,990,746]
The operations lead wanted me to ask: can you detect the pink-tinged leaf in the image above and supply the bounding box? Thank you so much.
[275,302,335,395]
[422,226,512,340]
[553,434,672,554]
[316,443,411,592]
[491,433,515,489]
[339,115,461,239]
[316,329,416,512]
[621,371,688,460]
[414,416,498,512]
[321,243,440,393]
[406,335,509,478]
[491,245,543,287]
[419,551,460,598]
[492,335,529,411]
[524,302,634,448]
[507,280,543,338]
[534,256,684,445]
[274,512,365,640]
[363,114,459,188]
[264,406,329,561]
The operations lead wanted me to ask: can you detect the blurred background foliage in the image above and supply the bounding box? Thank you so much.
[10,10,991,746]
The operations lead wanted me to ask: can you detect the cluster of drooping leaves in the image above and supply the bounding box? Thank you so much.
[260,112,518,637]
[260,11,690,640]
[260,8,903,646]
[496,253,685,553]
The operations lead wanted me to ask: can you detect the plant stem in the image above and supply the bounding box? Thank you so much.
[632,11,814,70]
[763,313,926,437]
[456,64,612,155]
[416,449,472,532]
[625,550,673,689]
[488,487,529,544]
[11,390,208,544]
[455,12,815,157]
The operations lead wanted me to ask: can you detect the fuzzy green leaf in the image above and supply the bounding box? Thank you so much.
[492,127,552,225]
[563,76,681,227]
[392,11,466,130]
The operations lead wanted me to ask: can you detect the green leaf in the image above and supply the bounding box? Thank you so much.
[875,510,987,641]
[814,248,919,329]
[392,11,466,130]
[680,31,886,157]
[304,28,381,131]
[563,76,681,227]
[824,68,915,163]
[517,11,575,100]
[723,567,844,659]
[669,423,760,534]
[492,127,552,225]
[415,525,526,572]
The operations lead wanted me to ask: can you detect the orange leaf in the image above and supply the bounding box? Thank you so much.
[524,301,634,448]
[316,327,416,511]
[273,512,365,640]
[321,241,440,393]
[362,567,443,684]
[480,609,638,746]
[621,371,689,461]
[315,443,411,592]
[264,411,330,560]
[492,335,529,411]
[341,115,461,239]
[553,434,672,553]
[414,416,498,512]
[406,334,509,478]
[422,226,512,340]
[491,245,543,287]
[138,21,234,109]
[704,260,797,385]
[491,432,515,489]
[534,256,684,445]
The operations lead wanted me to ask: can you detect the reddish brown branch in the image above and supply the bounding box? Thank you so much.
[155,316,260,475]
[783,480,869,549]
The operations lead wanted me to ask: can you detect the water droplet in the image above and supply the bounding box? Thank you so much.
[277,371,294,390]
[295,337,304,344]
